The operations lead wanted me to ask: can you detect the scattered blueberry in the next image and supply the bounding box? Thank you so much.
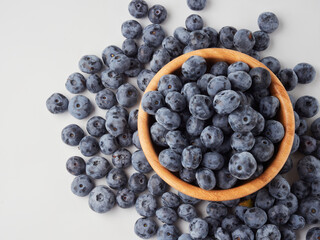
[68,95,93,119]
[66,156,86,176]
[86,156,111,179]
[79,55,102,74]
[88,186,115,213]
[134,217,158,239]
[128,0,148,19]
[71,175,95,197]
[258,12,279,33]
[61,124,84,146]
[46,93,69,114]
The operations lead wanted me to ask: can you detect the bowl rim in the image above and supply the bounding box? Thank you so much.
[138,48,295,201]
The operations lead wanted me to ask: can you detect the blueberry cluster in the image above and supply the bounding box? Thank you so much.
[46,0,320,239]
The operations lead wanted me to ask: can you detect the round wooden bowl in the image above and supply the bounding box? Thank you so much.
[138,48,295,201]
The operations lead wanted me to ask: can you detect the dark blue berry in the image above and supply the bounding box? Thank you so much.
[150,48,171,72]
[128,172,148,193]
[66,156,86,176]
[278,68,298,91]
[295,95,320,118]
[230,132,255,152]
[244,207,267,229]
[306,227,320,240]
[161,192,181,209]
[86,156,111,179]
[221,215,241,232]
[189,95,214,120]
[128,109,138,131]
[137,44,155,64]
[122,39,138,57]
[195,168,216,190]
[216,167,237,189]
[185,14,203,31]
[287,214,305,230]
[156,107,181,130]
[299,196,320,224]
[162,36,184,58]
[150,122,168,147]
[228,61,250,74]
[187,0,207,11]
[268,204,290,225]
[68,95,93,119]
[188,30,210,50]
[128,0,148,19]
[231,225,254,240]
[71,175,94,197]
[229,152,257,180]
[95,88,116,110]
[157,224,180,240]
[228,105,258,133]
[158,74,182,96]
[65,72,86,94]
[181,56,207,81]
[132,130,141,149]
[259,96,280,119]
[134,217,158,239]
[178,204,198,222]
[258,12,279,33]
[99,133,119,155]
[137,69,155,91]
[263,120,285,143]
[79,55,102,74]
[181,82,201,102]
[260,56,281,74]
[142,91,165,115]
[256,224,281,240]
[291,180,310,200]
[116,83,139,108]
[249,67,271,91]
[206,202,227,221]
[178,192,201,205]
[46,93,69,114]
[189,218,208,239]
[124,58,142,77]
[135,193,157,217]
[297,155,320,183]
[109,54,131,73]
[213,90,240,115]
[179,168,196,183]
[299,135,317,155]
[268,175,290,200]
[106,168,127,190]
[166,130,189,154]
[165,91,187,112]
[294,62,316,84]
[219,26,237,49]
[101,68,125,89]
[156,207,178,224]
[228,71,252,92]
[142,24,165,48]
[112,148,131,169]
[101,45,123,65]
[174,27,191,45]
[132,150,152,173]
[233,29,256,53]
[200,126,224,149]
[88,186,115,213]
[61,124,84,146]
[202,151,224,170]
[116,188,135,208]
[148,174,168,196]
[121,20,142,39]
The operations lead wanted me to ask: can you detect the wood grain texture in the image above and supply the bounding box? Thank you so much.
[138,48,295,201]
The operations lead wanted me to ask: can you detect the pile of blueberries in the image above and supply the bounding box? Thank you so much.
[46,0,320,239]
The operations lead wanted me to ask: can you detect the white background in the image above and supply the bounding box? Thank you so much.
[0,0,320,239]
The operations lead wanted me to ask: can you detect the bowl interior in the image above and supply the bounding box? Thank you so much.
[138,48,295,201]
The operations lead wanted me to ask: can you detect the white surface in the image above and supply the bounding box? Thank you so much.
[0,0,320,239]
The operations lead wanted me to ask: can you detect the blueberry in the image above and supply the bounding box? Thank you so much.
[297,155,320,183]
[134,217,158,239]
[174,27,191,45]
[124,58,142,77]
[128,0,148,19]
[213,90,241,115]
[121,20,142,39]
[61,124,84,146]
[162,36,183,58]
[187,0,207,10]
[95,89,116,110]
[306,227,320,240]
[216,167,237,189]
[65,72,87,94]
[71,175,94,197]
[105,115,127,137]
[128,172,147,193]
[178,234,193,240]
[165,92,187,112]
[204,216,220,236]
[181,56,207,81]
[249,67,271,91]
[295,95,320,118]
[137,44,155,64]
[227,71,252,92]
[294,62,316,84]
[196,74,214,93]
[287,214,305,230]
[206,202,227,221]
[230,132,255,152]
[106,168,127,190]
[68,95,93,119]
[111,148,131,169]
[181,82,201,102]
[311,180,320,197]
[106,105,129,119]
[202,151,224,170]
[203,27,219,47]
[261,56,281,75]
[137,69,155,91]
[195,168,216,190]
[132,130,141,149]
[46,93,69,114]
[148,174,168,196]
[189,95,214,120]
[228,61,250,74]
[291,180,310,200]
[219,26,237,49]
[150,122,168,147]
[142,24,165,48]
[251,88,270,102]
[122,39,138,57]
[212,114,232,134]
[263,120,285,143]
[148,4,167,24]
[157,224,180,240]
[252,31,270,51]
[116,83,139,108]
[109,54,131,74]
[258,12,279,33]
[179,168,196,183]
[189,218,208,239]
[268,175,290,200]
[117,130,133,147]
[255,224,281,240]
[101,68,125,90]
[99,133,119,155]
[233,29,256,53]
[311,117,320,139]
[296,117,308,135]
[178,192,201,205]
[221,215,241,232]
[136,193,157,217]
[156,107,181,130]
[88,186,115,213]
[268,204,290,225]
[85,74,104,94]
[161,192,181,209]
[200,126,224,149]
[291,134,300,154]
[234,205,248,222]
[158,74,182,96]
[243,207,267,229]
[279,155,293,174]
[228,105,258,133]
[277,68,298,91]
[156,207,178,224]
[150,48,171,72]
[185,14,203,31]
[116,188,135,208]
[300,196,320,224]
[101,45,123,65]
[141,91,165,115]
[66,156,86,176]
[294,111,301,130]
[279,227,296,240]
[166,130,189,154]
[299,135,317,155]
[86,156,111,179]
[210,62,228,76]
[229,152,257,180]
[79,55,102,74]
[188,30,210,50]
[259,96,280,119]
[178,204,198,222]
[128,109,138,132]
[132,150,152,173]
[214,227,231,240]
[231,225,254,240]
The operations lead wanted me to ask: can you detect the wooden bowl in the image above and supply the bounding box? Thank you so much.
[138,48,295,201]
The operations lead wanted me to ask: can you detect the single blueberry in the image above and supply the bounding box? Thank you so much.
[158,74,183,96]
[188,30,210,50]
[105,115,127,137]
[161,192,181,209]
[268,175,290,200]
[277,68,298,91]
[231,225,254,240]
[227,71,252,92]
[297,155,320,183]
[148,4,167,24]
[88,186,115,213]
[135,193,157,217]
[95,88,117,110]
[66,156,86,176]
[137,69,155,91]
[165,130,189,154]
[128,172,148,193]
[108,54,131,74]
[299,196,320,224]
[86,156,111,179]
[150,48,171,72]
[258,12,279,33]
[189,218,208,239]
[46,93,69,114]
[79,55,102,74]
[206,202,227,221]
[137,44,155,64]
[124,58,142,77]
[181,82,201,102]
[294,62,316,84]
[101,67,125,90]
[219,26,237,49]
[71,175,94,197]
[112,148,132,169]
[268,204,290,225]
[99,133,119,155]
[256,224,281,240]
[157,224,180,240]
[201,151,224,170]
[132,150,152,173]
[187,0,206,10]
[229,152,257,180]
[121,20,142,39]
[185,14,203,31]
[178,204,198,222]
[162,36,184,58]
[233,29,256,53]
[134,217,158,239]
[101,45,123,66]
[61,124,84,146]
[181,55,207,81]
[213,90,241,115]
[156,207,178,224]
[116,188,135,208]
[259,96,280,119]
[230,131,255,152]
[216,167,237,189]
[150,122,168,147]
[148,174,168,196]
[128,0,148,19]
[155,107,181,131]
[116,83,139,108]
[65,72,87,94]
[263,120,285,143]
[86,74,104,93]
[132,130,141,149]
[260,56,281,74]
[122,39,138,57]
[141,90,165,115]
[200,126,224,149]
[249,67,271,91]
[174,27,191,45]
[142,24,165,48]
[68,95,93,119]
[189,94,214,120]
[295,95,320,118]
[165,91,187,112]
